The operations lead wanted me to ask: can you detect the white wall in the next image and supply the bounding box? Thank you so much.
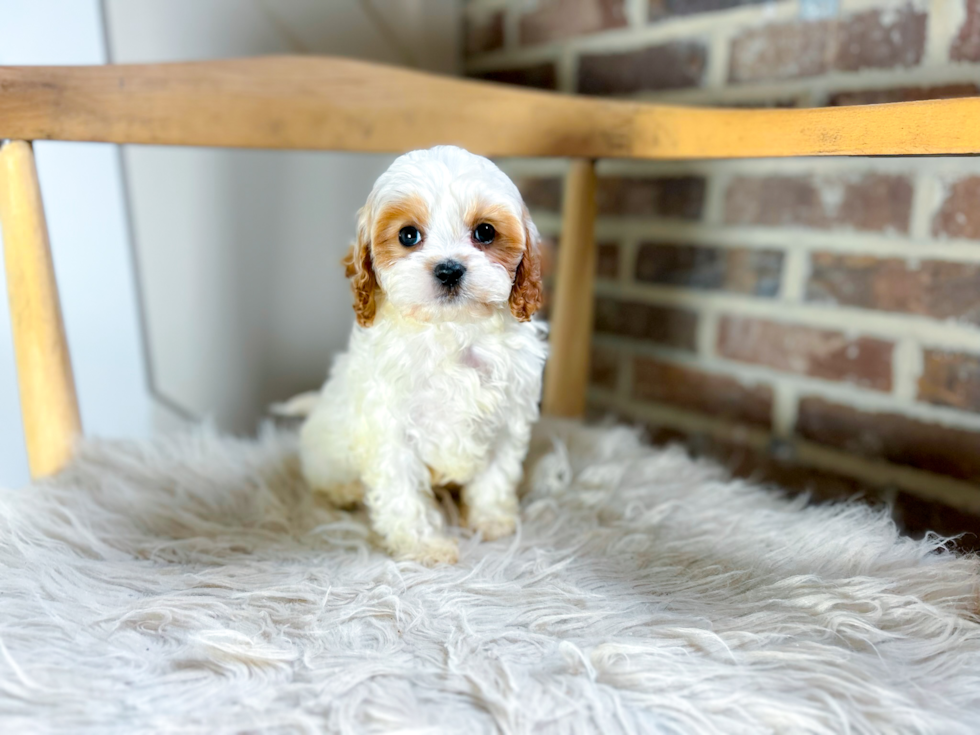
[104,0,461,432]
[0,0,152,488]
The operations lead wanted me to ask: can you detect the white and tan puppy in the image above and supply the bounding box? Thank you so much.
[300,146,547,565]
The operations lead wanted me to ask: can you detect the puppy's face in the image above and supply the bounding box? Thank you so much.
[345,146,542,326]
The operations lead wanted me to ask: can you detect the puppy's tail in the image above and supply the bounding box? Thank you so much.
[268,391,320,419]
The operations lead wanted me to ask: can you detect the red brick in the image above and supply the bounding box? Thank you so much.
[724,174,912,233]
[893,493,980,553]
[596,242,619,279]
[933,177,980,241]
[952,0,980,62]
[649,0,779,21]
[836,176,914,232]
[644,424,885,503]
[806,253,980,325]
[796,397,980,482]
[591,346,620,389]
[717,316,893,391]
[633,357,773,427]
[729,7,926,84]
[518,177,563,211]
[525,175,707,220]
[464,11,505,56]
[597,177,705,219]
[728,452,886,504]
[643,423,690,446]
[635,243,782,297]
[473,63,557,90]
[729,20,834,83]
[918,350,980,413]
[834,7,926,72]
[539,284,553,321]
[543,237,618,278]
[578,42,706,94]
[828,84,980,106]
[593,297,697,350]
[539,236,558,280]
[520,0,627,46]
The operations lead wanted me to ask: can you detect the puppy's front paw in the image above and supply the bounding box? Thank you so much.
[398,536,459,566]
[466,510,517,542]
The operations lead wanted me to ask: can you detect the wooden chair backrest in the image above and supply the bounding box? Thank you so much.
[2,55,979,479]
[3,56,980,157]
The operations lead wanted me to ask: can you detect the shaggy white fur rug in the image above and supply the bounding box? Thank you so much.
[1,419,979,734]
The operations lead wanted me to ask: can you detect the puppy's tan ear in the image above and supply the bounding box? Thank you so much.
[343,206,378,327]
[509,209,543,322]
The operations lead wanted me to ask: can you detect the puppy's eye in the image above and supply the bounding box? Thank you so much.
[398,226,421,247]
[474,223,495,245]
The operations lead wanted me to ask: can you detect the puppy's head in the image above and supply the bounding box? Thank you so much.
[344,146,542,326]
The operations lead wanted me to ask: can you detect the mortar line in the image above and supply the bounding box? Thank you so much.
[625,0,648,28]
[772,381,799,439]
[838,0,929,13]
[703,27,731,91]
[924,0,964,67]
[557,45,577,94]
[619,236,638,287]
[591,332,980,431]
[778,247,809,303]
[616,349,634,402]
[696,310,720,360]
[909,171,938,241]
[700,170,727,226]
[526,213,980,264]
[502,0,522,52]
[893,337,924,403]
[595,279,980,350]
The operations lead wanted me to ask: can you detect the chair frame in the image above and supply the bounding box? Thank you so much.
[3,55,979,479]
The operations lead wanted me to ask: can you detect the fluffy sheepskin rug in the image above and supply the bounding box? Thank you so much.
[1,419,979,734]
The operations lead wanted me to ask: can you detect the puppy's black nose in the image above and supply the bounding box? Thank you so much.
[433,259,466,288]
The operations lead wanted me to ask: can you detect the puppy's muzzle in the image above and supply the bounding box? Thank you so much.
[433,259,466,290]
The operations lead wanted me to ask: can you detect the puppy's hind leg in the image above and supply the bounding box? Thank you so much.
[299,409,365,508]
[314,478,366,508]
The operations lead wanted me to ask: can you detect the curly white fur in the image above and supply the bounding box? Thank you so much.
[1,419,978,733]
[300,146,547,564]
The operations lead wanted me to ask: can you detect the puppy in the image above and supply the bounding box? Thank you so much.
[300,146,548,565]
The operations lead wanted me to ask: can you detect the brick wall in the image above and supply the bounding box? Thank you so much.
[464,0,980,548]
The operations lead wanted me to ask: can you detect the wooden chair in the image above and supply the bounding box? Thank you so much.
[3,56,979,480]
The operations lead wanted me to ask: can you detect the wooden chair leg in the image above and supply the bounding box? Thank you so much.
[0,140,81,479]
[542,159,598,418]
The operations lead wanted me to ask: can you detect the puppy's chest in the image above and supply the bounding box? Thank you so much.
[408,338,510,425]
[408,340,510,483]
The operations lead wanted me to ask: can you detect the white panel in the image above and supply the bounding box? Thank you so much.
[105,0,460,432]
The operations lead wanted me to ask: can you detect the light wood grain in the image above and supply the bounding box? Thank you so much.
[1,56,979,158]
[542,160,598,418]
[0,140,81,478]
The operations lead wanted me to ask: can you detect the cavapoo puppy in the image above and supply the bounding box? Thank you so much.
[299,145,548,565]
